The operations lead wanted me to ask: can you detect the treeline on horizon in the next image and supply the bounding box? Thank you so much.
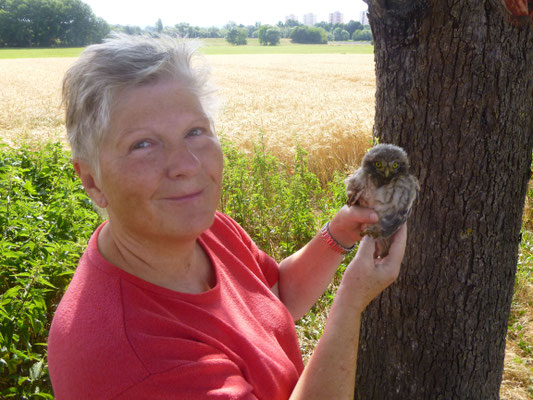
[0,0,109,47]
[0,0,372,48]
[145,19,372,44]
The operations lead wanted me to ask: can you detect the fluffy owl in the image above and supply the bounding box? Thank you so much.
[345,144,419,257]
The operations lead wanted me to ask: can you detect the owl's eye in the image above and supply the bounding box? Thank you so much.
[375,161,382,168]
[391,162,399,169]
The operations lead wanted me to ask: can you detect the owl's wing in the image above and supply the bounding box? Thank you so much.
[380,208,411,238]
[345,169,367,206]
[380,174,419,238]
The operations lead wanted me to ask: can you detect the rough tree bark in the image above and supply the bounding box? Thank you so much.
[355,1,533,398]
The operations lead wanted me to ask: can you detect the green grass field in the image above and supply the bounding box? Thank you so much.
[0,38,373,59]
[0,47,85,59]
[201,38,374,55]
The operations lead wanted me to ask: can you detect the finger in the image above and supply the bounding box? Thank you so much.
[355,235,376,260]
[343,204,379,224]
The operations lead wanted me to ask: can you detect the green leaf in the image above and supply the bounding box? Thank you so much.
[29,359,44,381]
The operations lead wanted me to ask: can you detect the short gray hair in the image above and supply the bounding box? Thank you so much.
[62,33,217,170]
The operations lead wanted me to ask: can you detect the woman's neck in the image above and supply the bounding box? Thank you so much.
[97,222,215,293]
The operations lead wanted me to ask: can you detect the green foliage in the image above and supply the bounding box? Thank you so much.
[333,28,350,41]
[225,26,248,46]
[155,18,163,33]
[352,29,373,42]
[219,137,346,260]
[345,20,364,37]
[0,0,110,47]
[0,142,102,398]
[289,26,328,44]
[258,25,281,46]
[0,139,347,396]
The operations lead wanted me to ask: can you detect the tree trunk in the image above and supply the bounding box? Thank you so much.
[355,1,533,398]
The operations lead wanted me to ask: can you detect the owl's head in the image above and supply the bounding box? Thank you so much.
[362,144,410,184]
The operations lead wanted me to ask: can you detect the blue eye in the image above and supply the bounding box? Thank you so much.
[187,128,203,137]
[132,140,152,150]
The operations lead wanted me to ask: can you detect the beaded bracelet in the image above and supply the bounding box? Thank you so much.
[320,221,356,255]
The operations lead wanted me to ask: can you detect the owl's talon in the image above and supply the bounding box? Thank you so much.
[361,229,379,239]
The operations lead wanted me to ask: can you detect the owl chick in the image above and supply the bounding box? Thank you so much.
[345,144,419,258]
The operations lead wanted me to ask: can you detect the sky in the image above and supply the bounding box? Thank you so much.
[83,0,368,28]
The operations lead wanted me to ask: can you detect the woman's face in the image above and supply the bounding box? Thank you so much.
[95,77,223,241]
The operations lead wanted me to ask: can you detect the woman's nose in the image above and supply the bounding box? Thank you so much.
[166,143,201,179]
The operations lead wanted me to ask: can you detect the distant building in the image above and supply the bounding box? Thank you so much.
[329,11,344,24]
[285,14,298,23]
[303,13,316,26]
[360,10,369,25]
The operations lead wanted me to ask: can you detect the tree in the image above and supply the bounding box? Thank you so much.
[155,18,163,33]
[258,25,281,46]
[0,0,109,47]
[351,29,372,42]
[285,18,300,28]
[314,21,332,32]
[289,26,327,44]
[346,20,363,37]
[332,27,349,41]
[207,26,222,38]
[61,0,109,46]
[225,26,247,45]
[112,24,142,36]
[354,1,533,398]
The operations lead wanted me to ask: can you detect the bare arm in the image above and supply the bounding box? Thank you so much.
[278,205,378,321]
[289,225,406,399]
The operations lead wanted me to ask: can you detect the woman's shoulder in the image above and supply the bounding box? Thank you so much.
[47,233,149,398]
[204,212,279,289]
[208,211,254,246]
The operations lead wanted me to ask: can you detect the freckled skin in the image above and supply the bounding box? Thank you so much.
[345,144,419,257]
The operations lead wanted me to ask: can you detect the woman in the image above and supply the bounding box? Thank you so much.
[48,34,406,399]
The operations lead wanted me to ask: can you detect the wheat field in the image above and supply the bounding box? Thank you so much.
[1,54,530,399]
[0,54,375,181]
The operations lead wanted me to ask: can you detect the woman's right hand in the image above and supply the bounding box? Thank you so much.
[341,224,407,312]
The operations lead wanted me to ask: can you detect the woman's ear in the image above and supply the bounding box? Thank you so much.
[73,160,108,208]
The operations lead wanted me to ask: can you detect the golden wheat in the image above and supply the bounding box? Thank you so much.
[0,58,72,146]
[0,54,374,180]
[209,54,375,180]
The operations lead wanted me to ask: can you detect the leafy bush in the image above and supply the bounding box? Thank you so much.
[225,27,248,46]
[0,139,347,397]
[258,25,281,46]
[289,26,328,44]
[0,142,102,398]
[352,29,373,41]
[333,28,350,41]
[220,137,346,259]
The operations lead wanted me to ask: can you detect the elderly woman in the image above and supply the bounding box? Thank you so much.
[48,34,406,399]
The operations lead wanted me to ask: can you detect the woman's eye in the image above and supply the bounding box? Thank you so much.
[187,128,203,137]
[132,140,152,150]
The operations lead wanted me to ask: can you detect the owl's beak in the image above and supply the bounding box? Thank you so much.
[384,168,390,178]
